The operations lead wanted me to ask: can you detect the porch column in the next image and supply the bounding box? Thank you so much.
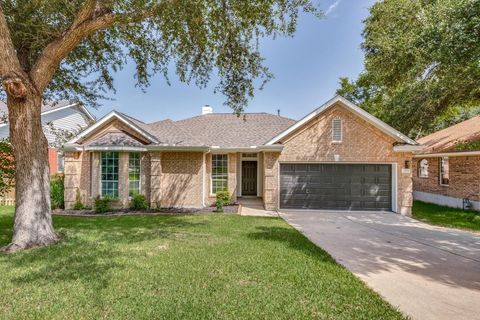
[263,152,280,210]
[150,152,162,208]
[118,152,129,208]
[228,153,237,202]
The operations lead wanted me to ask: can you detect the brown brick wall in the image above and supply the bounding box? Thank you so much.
[413,156,480,201]
[160,152,204,207]
[64,151,91,209]
[267,103,413,214]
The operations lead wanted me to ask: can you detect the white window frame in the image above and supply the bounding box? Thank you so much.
[332,118,342,143]
[128,152,141,197]
[439,157,449,186]
[211,154,228,195]
[101,152,119,198]
[418,159,429,178]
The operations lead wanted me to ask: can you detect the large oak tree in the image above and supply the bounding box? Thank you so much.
[337,0,480,137]
[0,0,320,252]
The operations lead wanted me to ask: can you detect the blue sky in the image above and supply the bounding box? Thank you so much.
[94,0,376,122]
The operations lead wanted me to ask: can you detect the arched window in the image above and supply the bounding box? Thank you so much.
[418,159,429,178]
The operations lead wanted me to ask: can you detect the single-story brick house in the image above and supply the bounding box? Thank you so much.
[64,96,420,214]
[413,116,480,210]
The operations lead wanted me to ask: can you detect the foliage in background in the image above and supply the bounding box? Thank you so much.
[0,139,15,196]
[50,175,64,209]
[337,0,480,137]
[72,188,85,210]
[130,193,148,210]
[455,140,480,152]
[93,195,112,213]
[215,191,231,212]
[1,0,321,112]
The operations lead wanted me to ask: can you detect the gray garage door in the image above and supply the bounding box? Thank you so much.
[280,163,392,211]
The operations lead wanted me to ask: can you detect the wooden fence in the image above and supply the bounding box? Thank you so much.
[0,188,15,206]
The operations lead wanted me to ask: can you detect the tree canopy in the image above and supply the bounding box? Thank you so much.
[337,0,480,137]
[1,0,320,111]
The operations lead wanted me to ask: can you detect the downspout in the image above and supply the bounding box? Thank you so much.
[202,152,206,207]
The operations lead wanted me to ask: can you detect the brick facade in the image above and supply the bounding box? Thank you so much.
[65,102,415,213]
[264,103,413,215]
[412,156,480,201]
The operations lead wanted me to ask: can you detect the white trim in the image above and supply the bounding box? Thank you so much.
[266,95,417,146]
[84,146,148,152]
[392,163,398,213]
[148,145,209,152]
[393,145,424,152]
[439,157,450,186]
[239,156,260,197]
[67,111,159,144]
[202,152,206,207]
[210,145,283,153]
[414,150,480,158]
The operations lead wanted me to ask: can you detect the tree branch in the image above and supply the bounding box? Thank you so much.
[0,5,29,98]
[31,5,157,92]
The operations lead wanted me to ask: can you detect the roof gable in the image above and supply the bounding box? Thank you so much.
[68,111,159,144]
[266,95,417,146]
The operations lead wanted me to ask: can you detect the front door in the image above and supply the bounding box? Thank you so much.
[242,161,257,196]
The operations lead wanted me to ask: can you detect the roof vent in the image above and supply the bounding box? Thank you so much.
[202,105,213,115]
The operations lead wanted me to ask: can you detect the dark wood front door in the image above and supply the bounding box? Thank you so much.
[242,161,257,196]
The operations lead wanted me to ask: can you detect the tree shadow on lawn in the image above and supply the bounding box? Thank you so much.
[0,214,208,291]
[247,225,337,263]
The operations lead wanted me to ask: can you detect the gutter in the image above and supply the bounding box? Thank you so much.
[393,145,424,152]
[413,150,480,158]
[210,145,284,152]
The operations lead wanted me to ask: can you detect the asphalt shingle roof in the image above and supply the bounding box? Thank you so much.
[86,131,146,147]
[418,116,480,153]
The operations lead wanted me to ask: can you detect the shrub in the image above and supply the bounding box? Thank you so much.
[50,174,64,209]
[94,195,112,213]
[215,191,230,212]
[130,193,148,210]
[72,188,85,210]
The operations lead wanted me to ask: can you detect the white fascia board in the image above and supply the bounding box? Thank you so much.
[393,145,424,152]
[148,145,210,152]
[208,145,284,153]
[85,146,148,152]
[266,95,417,146]
[75,104,96,122]
[413,151,480,158]
[67,111,158,144]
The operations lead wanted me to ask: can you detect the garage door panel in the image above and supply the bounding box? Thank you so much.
[279,163,392,211]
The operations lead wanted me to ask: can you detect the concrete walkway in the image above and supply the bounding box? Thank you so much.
[238,198,278,217]
[280,210,480,320]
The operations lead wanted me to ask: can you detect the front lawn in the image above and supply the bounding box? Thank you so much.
[0,206,403,319]
[412,201,480,231]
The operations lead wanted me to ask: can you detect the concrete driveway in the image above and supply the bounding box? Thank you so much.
[280,211,480,320]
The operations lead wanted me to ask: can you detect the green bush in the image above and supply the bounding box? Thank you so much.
[215,191,230,212]
[94,195,112,213]
[50,174,64,210]
[130,193,148,210]
[72,188,85,210]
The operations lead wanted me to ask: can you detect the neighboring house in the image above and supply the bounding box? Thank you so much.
[64,96,420,214]
[412,116,480,210]
[0,101,95,175]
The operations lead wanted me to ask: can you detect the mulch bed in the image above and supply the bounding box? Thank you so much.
[53,204,240,217]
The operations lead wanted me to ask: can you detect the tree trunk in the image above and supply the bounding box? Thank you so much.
[1,91,59,252]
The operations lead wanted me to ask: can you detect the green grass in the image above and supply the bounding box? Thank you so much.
[413,201,480,231]
[0,206,403,319]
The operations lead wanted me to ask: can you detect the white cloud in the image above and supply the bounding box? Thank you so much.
[325,0,342,16]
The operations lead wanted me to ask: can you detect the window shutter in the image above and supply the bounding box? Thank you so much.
[332,119,342,142]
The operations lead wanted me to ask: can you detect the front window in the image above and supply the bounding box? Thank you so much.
[129,153,141,196]
[418,159,429,178]
[212,154,228,194]
[57,152,65,173]
[101,152,119,198]
[439,157,449,186]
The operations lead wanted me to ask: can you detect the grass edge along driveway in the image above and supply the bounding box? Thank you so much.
[0,206,404,319]
[413,201,480,232]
